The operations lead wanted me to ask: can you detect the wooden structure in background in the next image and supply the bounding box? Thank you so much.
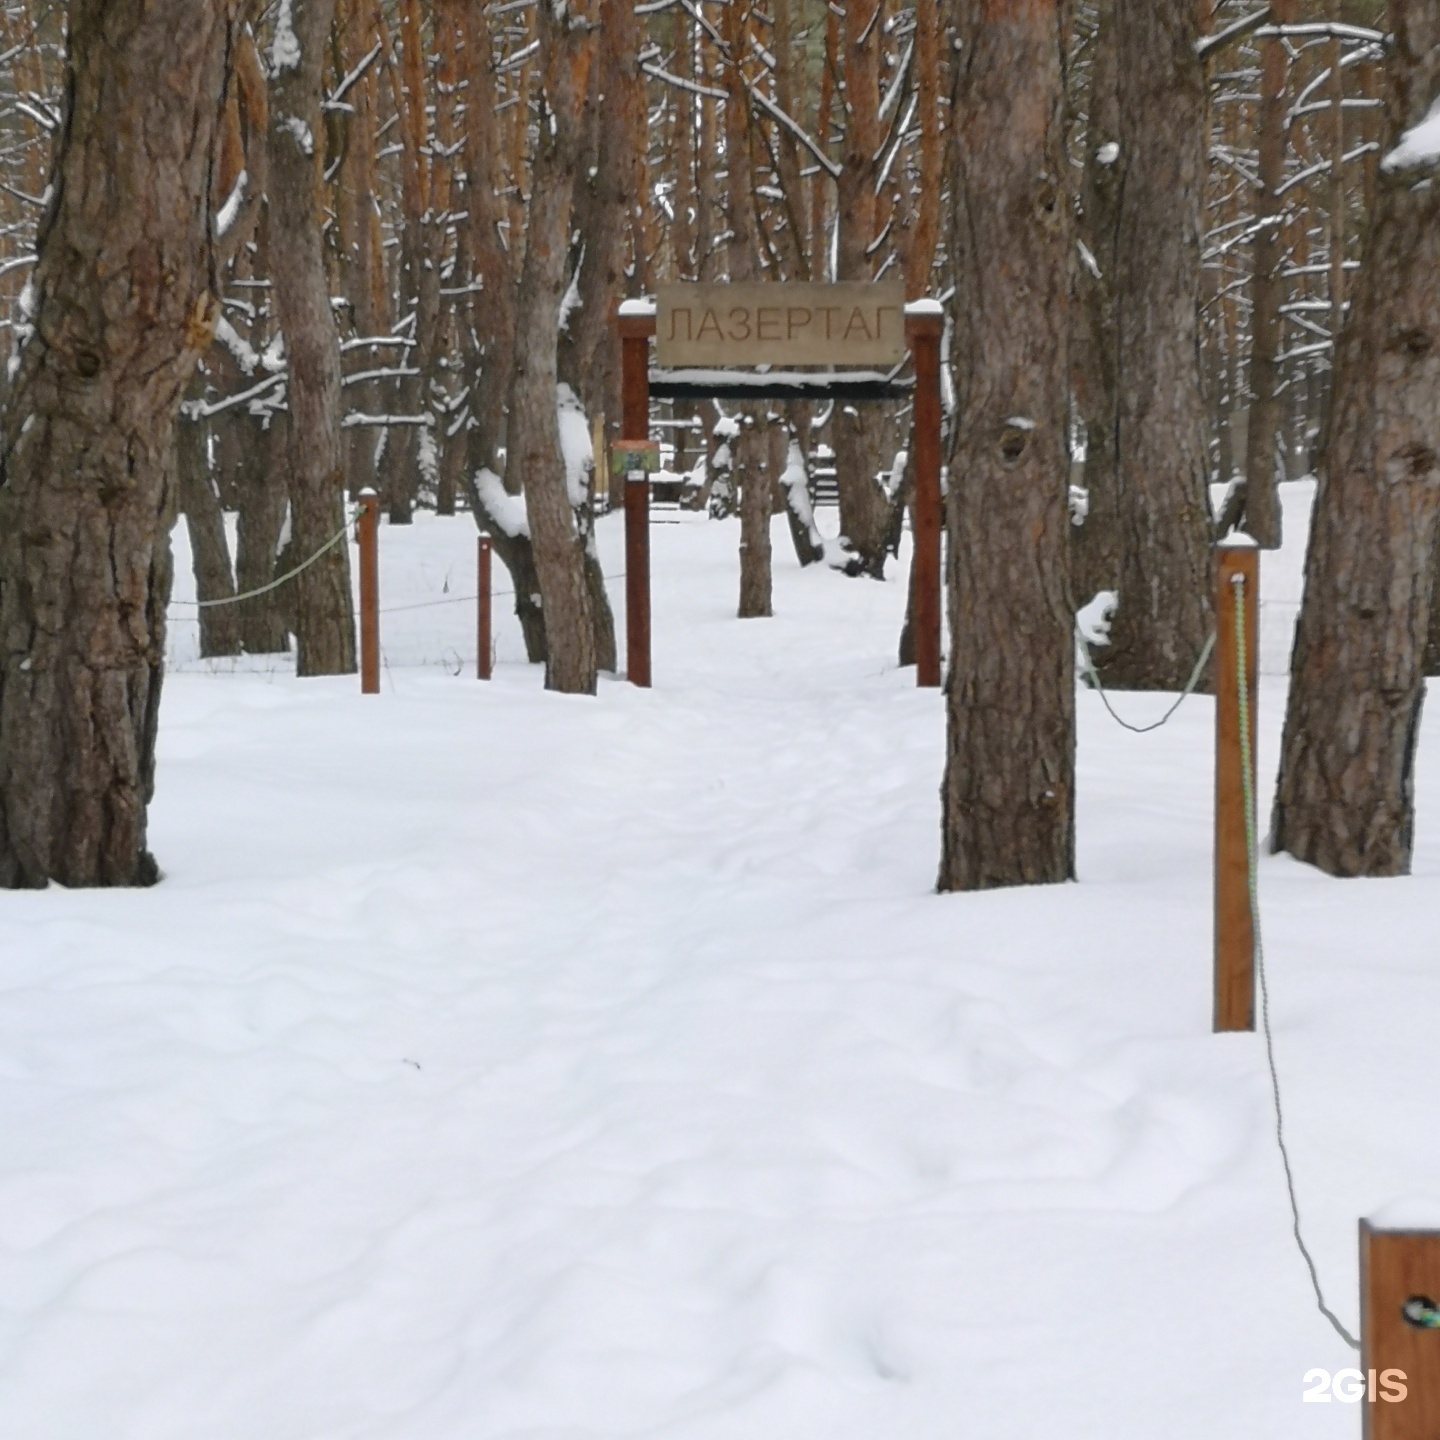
[1214,536,1258,1030]
[615,292,944,688]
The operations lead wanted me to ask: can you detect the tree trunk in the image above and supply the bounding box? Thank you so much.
[268,0,357,678]
[938,0,1074,893]
[1094,0,1214,691]
[1271,2,1440,878]
[1072,0,1123,605]
[832,0,899,578]
[176,411,242,658]
[1241,0,1298,551]
[0,0,241,888]
[508,1,600,695]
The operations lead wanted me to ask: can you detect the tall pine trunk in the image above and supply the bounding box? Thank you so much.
[1272,2,1440,877]
[509,1,600,695]
[268,0,357,677]
[0,0,241,887]
[939,0,1075,892]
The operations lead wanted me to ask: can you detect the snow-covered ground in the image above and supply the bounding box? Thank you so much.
[3,482,1437,1438]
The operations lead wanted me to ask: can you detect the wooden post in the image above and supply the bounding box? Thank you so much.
[477,535,492,681]
[1214,535,1258,1031]
[907,304,944,688]
[358,488,380,695]
[618,303,655,688]
[1362,1221,1440,1437]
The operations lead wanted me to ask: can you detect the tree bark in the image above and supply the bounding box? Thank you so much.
[1096,0,1215,690]
[0,0,241,887]
[268,0,357,678]
[176,409,242,658]
[1272,2,1440,878]
[938,0,1075,893]
[1241,0,1298,551]
[508,1,600,695]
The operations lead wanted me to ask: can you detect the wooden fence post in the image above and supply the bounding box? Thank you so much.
[358,488,379,696]
[617,302,655,688]
[906,303,944,689]
[477,535,492,681]
[1214,535,1258,1031]
[1362,1221,1440,1437]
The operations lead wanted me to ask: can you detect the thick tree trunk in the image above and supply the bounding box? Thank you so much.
[1072,0,1123,605]
[1096,0,1215,690]
[268,0,357,678]
[938,0,1074,893]
[0,0,240,888]
[1241,0,1298,551]
[1272,3,1440,878]
[509,2,600,695]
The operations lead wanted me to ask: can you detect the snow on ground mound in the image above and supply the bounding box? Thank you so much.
[3,482,1437,1439]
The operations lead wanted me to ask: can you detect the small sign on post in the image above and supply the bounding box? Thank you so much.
[1362,1220,1440,1438]
[611,440,661,477]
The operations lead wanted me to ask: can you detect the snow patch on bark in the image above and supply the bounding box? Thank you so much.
[1382,95,1440,173]
[475,467,529,538]
[271,0,302,73]
[556,384,594,508]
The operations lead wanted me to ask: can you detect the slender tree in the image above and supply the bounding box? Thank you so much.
[939,0,1075,892]
[1272,0,1440,877]
[0,0,243,886]
[268,0,357,677]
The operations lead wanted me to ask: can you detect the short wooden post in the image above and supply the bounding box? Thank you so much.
[618,303,655,688]
[906,304,944,689]
[1214,535,1258,1031]
[477,535,492,681]
[1362,1221,1440,1437]
[358,488,380,695]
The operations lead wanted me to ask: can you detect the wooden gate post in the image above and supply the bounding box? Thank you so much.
[1214,535,1258,1030]
[1362,1221,1440,1437]
[906,303,944,689]
[477,535,492,681]
[358,488,380,695]
[618,300,655,688]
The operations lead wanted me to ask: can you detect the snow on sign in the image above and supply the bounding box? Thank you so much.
[655,282,907,368]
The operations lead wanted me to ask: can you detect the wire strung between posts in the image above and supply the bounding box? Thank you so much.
[170,522,352,610]
[1233,574,1361,1353]
[377,571,627,616]
[1075,628,1216,733]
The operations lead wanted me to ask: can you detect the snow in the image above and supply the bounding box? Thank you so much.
[270,0,302,74]
[556,382,595,508]
[215,170,247,238]
[903,298,944,317]
[1381,94,1440,173]
[4,480,1439,1438]
[617,296,656,317]
[1097,141,1120,165]
[472,466,529,540]
[281,116,314,158]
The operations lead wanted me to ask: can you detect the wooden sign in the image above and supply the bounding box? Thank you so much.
[656,282,907,368]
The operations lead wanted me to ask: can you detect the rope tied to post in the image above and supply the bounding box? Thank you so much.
[1233,571,1361,1353]
[1403,1296,1440,1329]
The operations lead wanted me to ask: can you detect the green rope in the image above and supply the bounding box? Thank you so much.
[1076,628,1216,733]
[171,521,352,610]
[1234,572,1360,1353]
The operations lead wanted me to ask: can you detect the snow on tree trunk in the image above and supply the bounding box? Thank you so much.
[1272,2,1440,878]
[938,0,1075,893]
[0,0,242,887]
